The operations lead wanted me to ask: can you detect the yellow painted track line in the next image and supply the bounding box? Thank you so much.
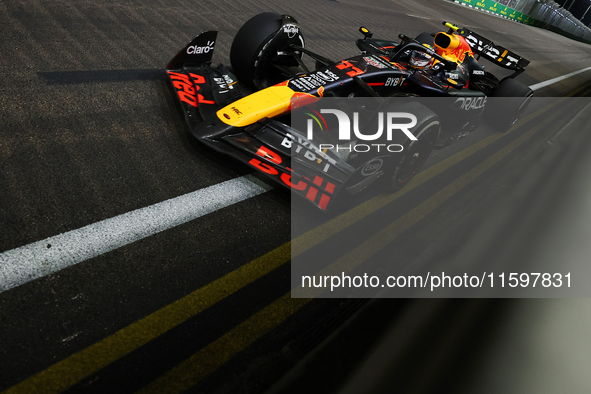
[136,293,310,394]
[135,100,574,393]
[293,79,591,258]
[292,96,569,258]
[297,105,570,295]
[2,93,583,394]
[1,246,290,394]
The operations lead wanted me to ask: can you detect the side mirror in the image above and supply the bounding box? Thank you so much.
[359,26,373,39]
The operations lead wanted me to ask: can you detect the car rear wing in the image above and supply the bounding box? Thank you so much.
[443,22,529,72]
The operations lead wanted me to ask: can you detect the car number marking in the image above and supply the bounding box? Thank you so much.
[336,60,364,77]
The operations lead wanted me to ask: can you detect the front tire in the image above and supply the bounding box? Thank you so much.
[230,13,304,90]
[385,103,440,191]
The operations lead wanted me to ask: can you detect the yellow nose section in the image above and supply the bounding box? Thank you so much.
[217,84,297,128]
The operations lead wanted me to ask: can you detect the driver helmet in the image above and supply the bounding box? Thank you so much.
[409,44,434,70]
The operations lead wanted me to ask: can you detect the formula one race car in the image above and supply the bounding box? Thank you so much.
[166,13,533,210]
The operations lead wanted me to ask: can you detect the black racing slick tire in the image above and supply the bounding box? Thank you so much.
[385,102,440,191]
[230,13,304,90]
[484,78,533,131]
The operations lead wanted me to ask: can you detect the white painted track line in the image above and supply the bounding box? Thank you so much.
[1,67,590,293]
[0,175,272,292]
[529,66,591,91]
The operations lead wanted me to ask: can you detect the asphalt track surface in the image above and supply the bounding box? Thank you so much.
[2,0,591,393]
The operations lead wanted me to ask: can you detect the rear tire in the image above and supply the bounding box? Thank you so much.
[485,78,533,131]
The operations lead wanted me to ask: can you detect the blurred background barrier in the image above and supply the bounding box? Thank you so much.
[451,0,591,43]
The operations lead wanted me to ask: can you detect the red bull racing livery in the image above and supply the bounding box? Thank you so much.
[166,14,533,210]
